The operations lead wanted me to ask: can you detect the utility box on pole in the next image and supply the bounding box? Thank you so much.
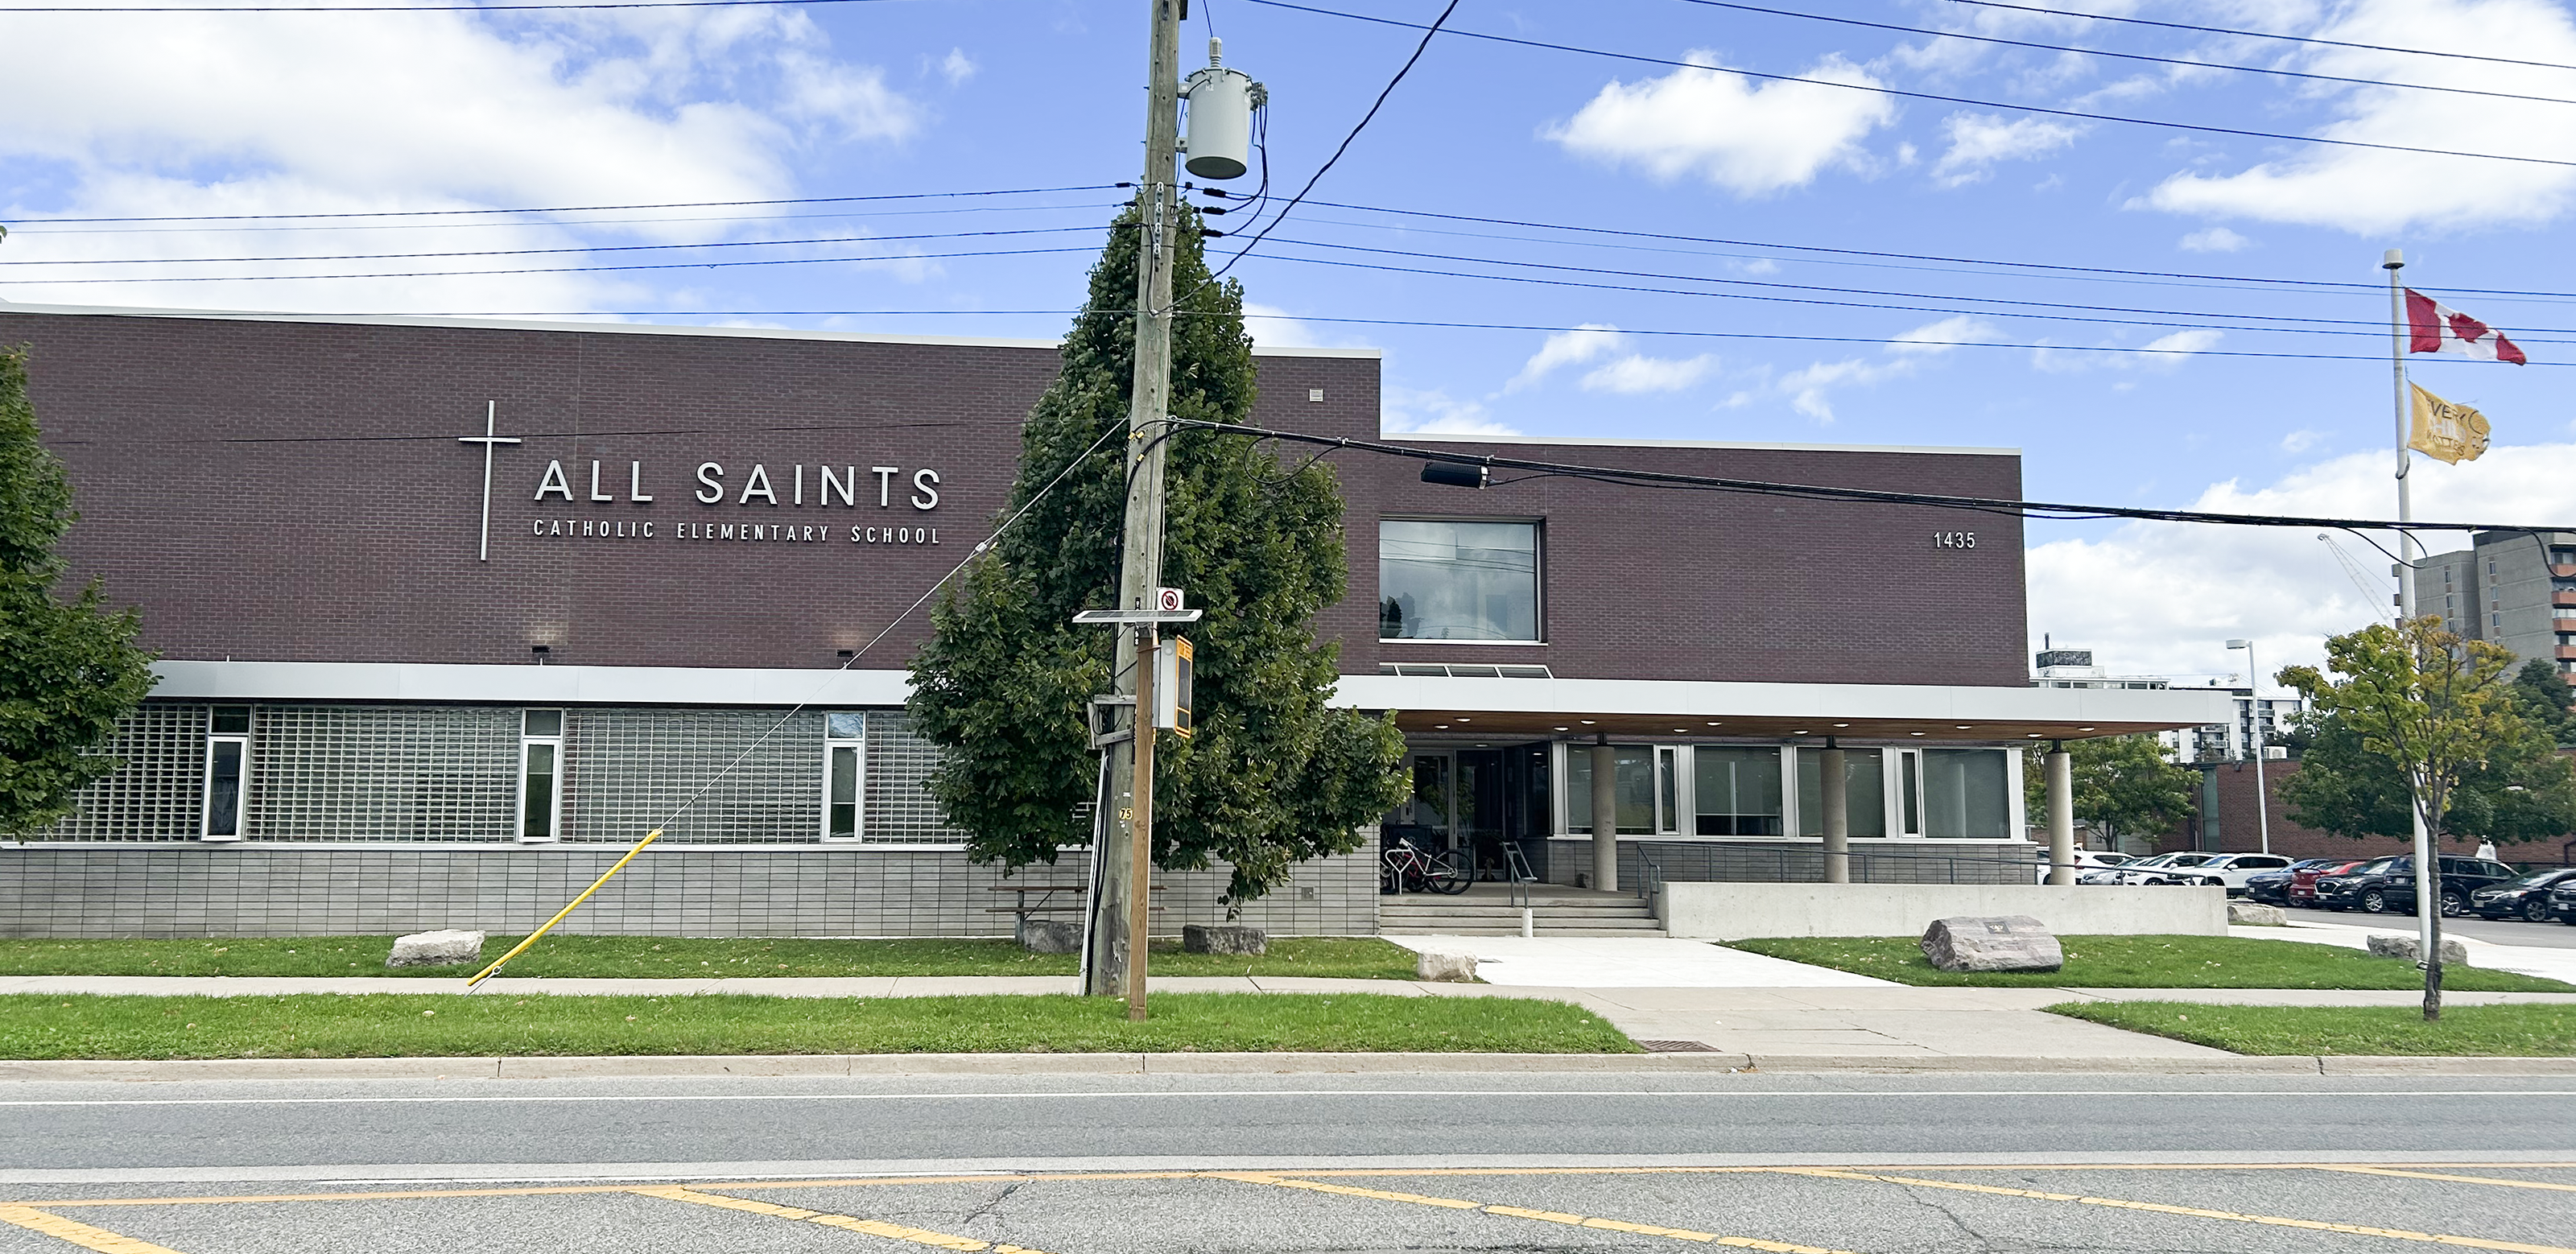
[1156,637,1193,736]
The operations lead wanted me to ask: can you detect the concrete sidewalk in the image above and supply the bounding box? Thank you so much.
[2234,918,2576,985]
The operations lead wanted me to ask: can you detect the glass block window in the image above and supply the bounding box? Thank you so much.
[864,711,968,844]
[559,708,820,844]
[249,707,521,840]
[39,704,208,839]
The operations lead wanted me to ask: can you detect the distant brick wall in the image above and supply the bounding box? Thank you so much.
[2160,759,2552,862]
[0,845,1380,938]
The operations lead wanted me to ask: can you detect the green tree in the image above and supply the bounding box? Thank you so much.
[2281,616,2526,1019]
[2505,658,2576,747]
[2278,659,2576,849]
[2025,734,2198,849]
[906,203,1408,904]
[2275,711,2412,840]
[0,346,157,831]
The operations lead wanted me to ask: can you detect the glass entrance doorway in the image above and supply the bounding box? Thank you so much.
[1385,744,1551,881]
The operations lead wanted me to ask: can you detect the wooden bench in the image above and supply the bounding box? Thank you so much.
[987,883,1164,940]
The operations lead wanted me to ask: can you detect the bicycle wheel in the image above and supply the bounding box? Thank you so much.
[1428,849,1475,894]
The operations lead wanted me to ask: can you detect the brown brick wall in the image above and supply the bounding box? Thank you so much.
[6,309,2026,686]
[2162,759,2562,863]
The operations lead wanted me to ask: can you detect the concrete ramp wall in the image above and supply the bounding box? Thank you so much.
[1660,882,2227,940]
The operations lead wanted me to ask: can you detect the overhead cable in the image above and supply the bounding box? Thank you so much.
[8,184,1122,225]
[1678,0,2576,108]
[0,243,1099,284]
[1167,419,2575,533]
[1946,0,2576,75]
[1243,0,2576,170]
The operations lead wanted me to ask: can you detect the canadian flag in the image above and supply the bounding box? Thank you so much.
[2406,289,2527,364]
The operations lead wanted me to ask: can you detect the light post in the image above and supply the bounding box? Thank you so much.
[2225,638,2273,856]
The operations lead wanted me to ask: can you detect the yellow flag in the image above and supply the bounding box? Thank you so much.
[2409,383,2491,464]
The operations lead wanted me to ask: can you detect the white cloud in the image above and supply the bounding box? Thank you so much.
[1545,53,1897,196]
[2032,329,2224,373]
[1580,353,1716,394]
[938,47,976,86]
[2281,429,2325,453]
[1929,113,2084,188]
[0,8,923,311]
[2029,443,2576,680]
[2178,226,2253,253]
[1381,386,1518,436]
[2137,0,2576,233]
[1506,324,1622,390]
[1774,316,2000,419]
[1241,302,1362,350]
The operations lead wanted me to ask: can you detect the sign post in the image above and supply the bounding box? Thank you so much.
[1073,599,1199,1019]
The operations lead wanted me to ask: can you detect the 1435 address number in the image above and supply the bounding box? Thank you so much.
[1933,531,1978,549]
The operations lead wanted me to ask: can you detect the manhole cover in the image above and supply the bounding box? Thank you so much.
[1637,1039,1715,1052]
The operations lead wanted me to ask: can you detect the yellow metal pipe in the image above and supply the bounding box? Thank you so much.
[465,828,663,988]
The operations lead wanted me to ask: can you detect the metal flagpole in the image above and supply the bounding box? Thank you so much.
[2384,248,2442,1016]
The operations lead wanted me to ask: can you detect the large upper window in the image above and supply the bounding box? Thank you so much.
[1379,519,1540,641]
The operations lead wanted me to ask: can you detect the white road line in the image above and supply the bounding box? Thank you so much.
[1,1089,2570,1108]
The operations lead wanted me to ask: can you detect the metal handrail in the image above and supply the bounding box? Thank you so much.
[1502,840,1535,911]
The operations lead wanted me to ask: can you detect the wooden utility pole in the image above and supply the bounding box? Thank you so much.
[1084,0,1183,1001]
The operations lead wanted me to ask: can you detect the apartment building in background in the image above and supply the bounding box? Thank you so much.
[2412,531,2576,675]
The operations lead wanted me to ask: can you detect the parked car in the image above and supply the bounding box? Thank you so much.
[2549,881,2576,926]
[2085,852,2223,885]
[2469,868,2576,922]
[2312,855,2520,916]
[2288,858,2375,910]
[2144,852,2295,896]
[2247,858,2345,905]
[2033,849,2132,884]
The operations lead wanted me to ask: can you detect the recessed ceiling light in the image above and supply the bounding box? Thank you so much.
[1553,726,1570,732]
[1435,724,1448,729]
[1909,731,1926,736]
[1833,723,1849,728]
[2027,733,2044,738]
[1455,717,1470,722]
[1476,743,1488,748]
[1793,729,1809,735]
[1705,721,1723,726]
[1580,720,1596,725]
[1674,728,1688,733]
[2078,726,2096,732]
[1955,724,1973,730]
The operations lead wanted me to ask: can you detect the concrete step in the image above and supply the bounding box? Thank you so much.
[1380,926,1672,938]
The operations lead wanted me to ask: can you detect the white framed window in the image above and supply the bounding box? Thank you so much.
[201,706,250,841]
[822,712,867,840]
[518,709,564,843]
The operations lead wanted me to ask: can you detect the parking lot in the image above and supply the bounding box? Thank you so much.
[6,1161,2574,1254]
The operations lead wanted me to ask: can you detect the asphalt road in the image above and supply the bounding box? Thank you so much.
[2,1073,2571,1254]
[2281,904,2576,948]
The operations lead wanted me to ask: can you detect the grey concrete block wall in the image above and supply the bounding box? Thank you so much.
[0,844,1381,938]
[1538,837,2034,887]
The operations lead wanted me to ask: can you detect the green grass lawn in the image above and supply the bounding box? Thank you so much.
[0,935,1420,980]
[2050,1001,2576,1056]
[0,992,1635,1060]
[1724,934,2576,992]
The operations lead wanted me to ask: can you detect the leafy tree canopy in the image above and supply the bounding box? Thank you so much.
[2024,734,2198,847]
[0,346,157,831]
[905,204,1408,902]
[2278,617,2555,844]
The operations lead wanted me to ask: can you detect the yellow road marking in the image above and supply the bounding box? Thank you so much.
[1214,1171,1860,1252]
[2314,1165,2576,1194]
[1786,1169,2576,1254]
[0,1206,188,1254]
[632,1184,1053,1254]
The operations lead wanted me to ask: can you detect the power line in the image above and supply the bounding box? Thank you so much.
[0,242,1098,283]
[1678,0,2576,109]
[0,0,896,10]
[1244,0,2576,171]
[1210,0,1460,280]
[10,200,1125,237]
[2,224,1108,267]
[1172,419,2576,533]
[1946,0,2576,76]
[5,184,1121,225]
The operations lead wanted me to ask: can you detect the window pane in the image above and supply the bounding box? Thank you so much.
[1795,748,1885,838]
[1922,749,2008,839]
[524,709,564,736]
[1695,747,1784,836]
[828,745,859,838]
[1901,753,1921,834]
[1564,746,1655,835]
[826,712,865,740]
[206,740,244,837]
[210,706,251,735]
[1378,520,1538,641]
[1657,747,1678,834]
[522,742,556,839]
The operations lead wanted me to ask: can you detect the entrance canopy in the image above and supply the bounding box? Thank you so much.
[1335,674,2233,743]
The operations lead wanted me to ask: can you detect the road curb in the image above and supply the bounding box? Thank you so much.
[3,1051,2573,1081]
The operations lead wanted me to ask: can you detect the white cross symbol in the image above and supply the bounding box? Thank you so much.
[456,401,522,563]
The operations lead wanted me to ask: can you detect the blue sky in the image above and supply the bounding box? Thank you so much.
[4,0,2574,681]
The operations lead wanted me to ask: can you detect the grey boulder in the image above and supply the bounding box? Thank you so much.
[2227,902,2289,926]
[1415,948,1478,983]
[1183,924,1268,955]
[2365,934,2471,966]
[386,929,486,968]
[1919,915,2063,973]
[1021,920,1084,954]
